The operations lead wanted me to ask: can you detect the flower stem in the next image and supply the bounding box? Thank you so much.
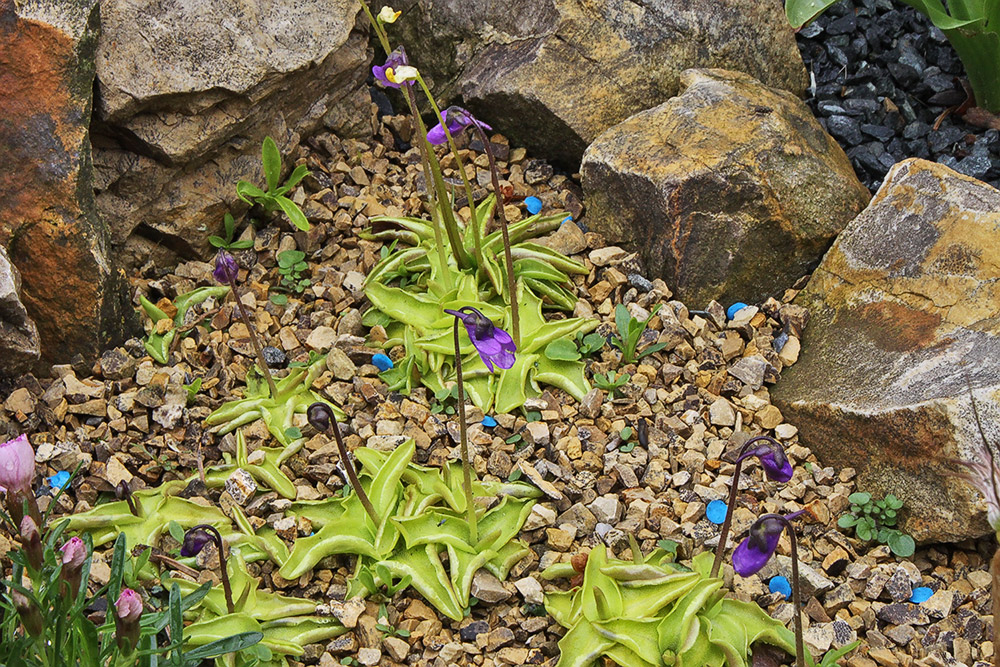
[783,516,806,667]
[357,1,392,56]
[191,524,234,614]
[228,278,278,399]
[471,123,520,349]
[322,410,381,526]
[402,85,455,288]
[992,548,1000,667]
[710,435,774,579]
[452,318,478,543]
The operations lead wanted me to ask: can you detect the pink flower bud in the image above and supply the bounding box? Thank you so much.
[60,536,86,569]
[114,588,143,654]
[115,588,143,623]
[12,589,43,637]
[20,515,42,571]
[0,434,35,495]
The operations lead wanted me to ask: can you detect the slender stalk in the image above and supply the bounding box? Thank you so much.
[779,515,806,667]
[453,318,478,542]
[228,278,278,399]
[471,123,520,348]
[403,85,455,287]
[317,408,381,525]
[357,1,391,56]
[191,524,234,614]
[710,435,774,578]
[993,548,1000,667]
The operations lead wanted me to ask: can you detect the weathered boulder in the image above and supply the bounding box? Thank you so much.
[393,0,807,166]
[581,69,870,307]
[0,246,40,375]
[93,0,372,267]
[772,158,1000,543]
[0,0,133,369]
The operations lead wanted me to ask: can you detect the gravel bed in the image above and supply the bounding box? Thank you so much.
[795,0,1000,191]
[0,109,994,667]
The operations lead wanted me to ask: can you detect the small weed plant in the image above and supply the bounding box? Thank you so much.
[837,492,915,557]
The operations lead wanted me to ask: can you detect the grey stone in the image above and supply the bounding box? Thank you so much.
[394,0,807,166]
[93,0,373,266]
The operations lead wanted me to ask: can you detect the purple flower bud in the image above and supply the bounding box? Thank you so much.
[372,46,411,89]
[0,434,35,496]
[180,527,213,558]
[213,250,239,284]
[444,307,516,373]
[733,510,805,577]
[307,402,334,433]
[114,588,143,655]
[426,106,492,146]
[737,436,793,483]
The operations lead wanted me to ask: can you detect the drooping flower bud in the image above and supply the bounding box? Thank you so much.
[733,510,806,577]
[737,435,794,483]
[180,527,213,558]
[114,588,143,655]
[13,589,43,637]
[427,107,493,146]
[213,250,239,284]
[444,306,516,372]
[307,402,334,433]
[20,515,43,571]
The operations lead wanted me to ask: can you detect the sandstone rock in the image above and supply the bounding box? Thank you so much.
[582,69,870,306]
[0,245,40,375]
[93,0,372,265]
[0,0,134,367]
[394,0,806,166]
[773,158,1000,542]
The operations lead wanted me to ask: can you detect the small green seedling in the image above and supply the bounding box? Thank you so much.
[838,492,915,557]
[270,250,311,304]
[184,378,202,406]
[209,213,253,251]
[611,303,666,364]
[236,136,311,231]
[619,426,635,453]
[431,385,459,415]
[593,370,629,397]
[375,603,411,639]
[576,330,607,357]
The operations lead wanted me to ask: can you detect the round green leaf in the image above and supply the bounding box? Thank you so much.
[848,492,871,505]
[889,533,915,558]
[544,338,582,361]
[837,515,857,529]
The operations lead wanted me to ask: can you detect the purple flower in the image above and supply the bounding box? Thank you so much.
[180,527,213,557]
[213,250,239,284]
[0,434,35,495]
[733,510,805,576]
[60,536,86,569]
[738,436,793,483]
[426,106,492,146]
[372,46,411,89]
[444,307,515,372]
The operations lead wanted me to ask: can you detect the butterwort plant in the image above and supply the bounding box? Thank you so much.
[446,306,517,541]
[0,439,260,666]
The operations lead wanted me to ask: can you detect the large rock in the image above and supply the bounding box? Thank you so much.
[93,0,372,266]
[394,0,807,166]
[772,158,1000,543]
[0,246,40,375]
[581,69,870,307]
[0,0,133,369]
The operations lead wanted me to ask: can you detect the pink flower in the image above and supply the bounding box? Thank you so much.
[60,536,86,569]
[115,589,143,622]
[0,434,35,494]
